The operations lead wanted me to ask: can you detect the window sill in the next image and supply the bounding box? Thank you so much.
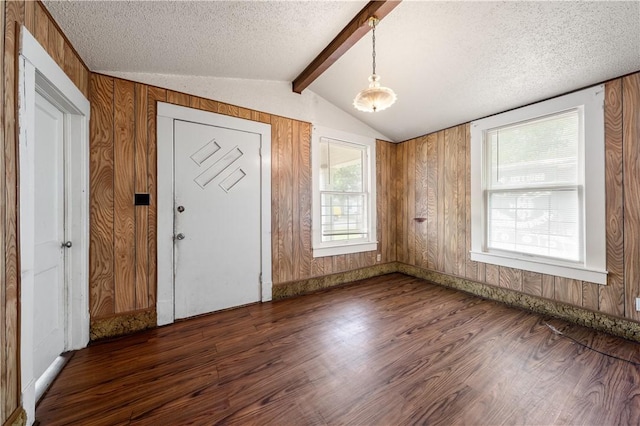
[313,242,377,258]
[469,251,607,285]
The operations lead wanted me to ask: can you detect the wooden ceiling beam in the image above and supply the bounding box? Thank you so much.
[292,0,402,94]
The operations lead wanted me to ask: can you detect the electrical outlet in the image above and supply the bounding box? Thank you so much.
[636,298,640,312]
[376,254,381,262]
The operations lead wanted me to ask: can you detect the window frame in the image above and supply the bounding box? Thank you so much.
[470,85,607,284]
[312,125,377,258]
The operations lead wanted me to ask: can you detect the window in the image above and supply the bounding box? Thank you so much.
[470,85,607,284]
[312,126,377,257]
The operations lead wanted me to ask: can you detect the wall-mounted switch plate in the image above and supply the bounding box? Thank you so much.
[636,298,640,312]
[376,254,381,262]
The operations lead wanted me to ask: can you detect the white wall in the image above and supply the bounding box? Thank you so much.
[102,72,394,142]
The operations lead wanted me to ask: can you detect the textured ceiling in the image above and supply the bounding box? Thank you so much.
[44,1,640,142]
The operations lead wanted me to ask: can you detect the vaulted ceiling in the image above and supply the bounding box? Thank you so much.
[44,1,640,142]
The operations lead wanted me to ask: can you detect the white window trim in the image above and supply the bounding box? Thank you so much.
[312,125,377,257]
[470,85,608,284]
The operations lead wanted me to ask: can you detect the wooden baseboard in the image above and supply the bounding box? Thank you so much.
[4,407,26,426]
[90,309,157,341]
[272,262,400,300]
[398,263,640,343]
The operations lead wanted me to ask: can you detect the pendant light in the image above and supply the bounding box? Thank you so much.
[353,17,397,113]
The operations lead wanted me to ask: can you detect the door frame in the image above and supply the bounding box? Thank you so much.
[156,103,272,326]
[18,27,90,424]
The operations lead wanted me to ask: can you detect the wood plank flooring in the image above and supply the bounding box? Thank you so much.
[36,273,640,425]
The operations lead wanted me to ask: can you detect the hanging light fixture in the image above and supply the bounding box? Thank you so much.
[353,16,396,113]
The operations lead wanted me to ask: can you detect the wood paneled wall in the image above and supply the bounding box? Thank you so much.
[1,1,89,423]
[396,73,640,322]
[88,73,397,321]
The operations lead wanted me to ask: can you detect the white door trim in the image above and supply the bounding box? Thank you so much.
[18,27,90,425]
[156,102,272,326]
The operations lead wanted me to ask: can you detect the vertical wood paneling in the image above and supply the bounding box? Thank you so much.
[34,2,48,48]
[485,265,500,286]
[275,116,293,282]
[426,133,438,270]
[395,142,406,263]
[542,274,555,299]
[436,131,445,271]
[582,282,599,311]
[387,142,398,262]
[499,267,522,291]
[456,125,466,277]
[465,124,478,281]
[297,123,313,279]
[443,127,458,275]
[24,0,35,33]
[135,84,149,310]
[114,79,136,313]
[146,86,166,307]
[167,90,190,107]
[89,75,115,317]
[554,277,582,306]
[405,139,416,265]
[623,73,640,321]
[47,19,64,66]
[600,79,625,316]
[415,136,429,268]
[376,141,386,263]
[5,6,22,418]
[0,2,6,419]
[522,271,542,297]
[2,2,15,419]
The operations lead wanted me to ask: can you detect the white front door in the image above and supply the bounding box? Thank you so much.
[33,92,66,380]
[173,119,262,319]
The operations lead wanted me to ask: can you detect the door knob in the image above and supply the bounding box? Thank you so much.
[175,233,185,240]
[62,241,72,248]
[177,206,185,213]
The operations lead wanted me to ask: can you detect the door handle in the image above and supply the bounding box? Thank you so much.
[175,233,185,240]
[62,241,72,248]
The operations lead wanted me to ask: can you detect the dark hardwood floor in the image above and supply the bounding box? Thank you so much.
[36,273,640,425]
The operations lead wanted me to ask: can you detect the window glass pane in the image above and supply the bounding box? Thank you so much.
[319,138,364,192]
[488,110,579,188]
[320,192,368,242]
[487,189,581,261]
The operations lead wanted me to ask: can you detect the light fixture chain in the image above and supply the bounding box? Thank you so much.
[371,19,376,76]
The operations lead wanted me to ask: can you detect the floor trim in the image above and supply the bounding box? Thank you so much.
[90,309,157,341]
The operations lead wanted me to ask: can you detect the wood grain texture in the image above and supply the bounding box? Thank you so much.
[36,273,640,426]
[135,84,149,310]
[167,90,190,107]
[89,74,116,318]
[1,3,8,421]
[292,0,402,93]
[297,122,313,279]
[443,127,458,275]
[114,79,136,313]
[3,2,21,419]
[623,73,640,321]
[426,133,438,270]
[456,125,466,278]
[522,271,542,297]
[274,116,294,283]
[600,78,625,316]
[406,139,416,265]
[436,130,445,271]
[47,17,64,67]
[415,136,429,269]
[146,86,166,308]
[34,2,48,48]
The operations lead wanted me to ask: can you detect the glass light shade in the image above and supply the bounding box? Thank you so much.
[353,74,397,112]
